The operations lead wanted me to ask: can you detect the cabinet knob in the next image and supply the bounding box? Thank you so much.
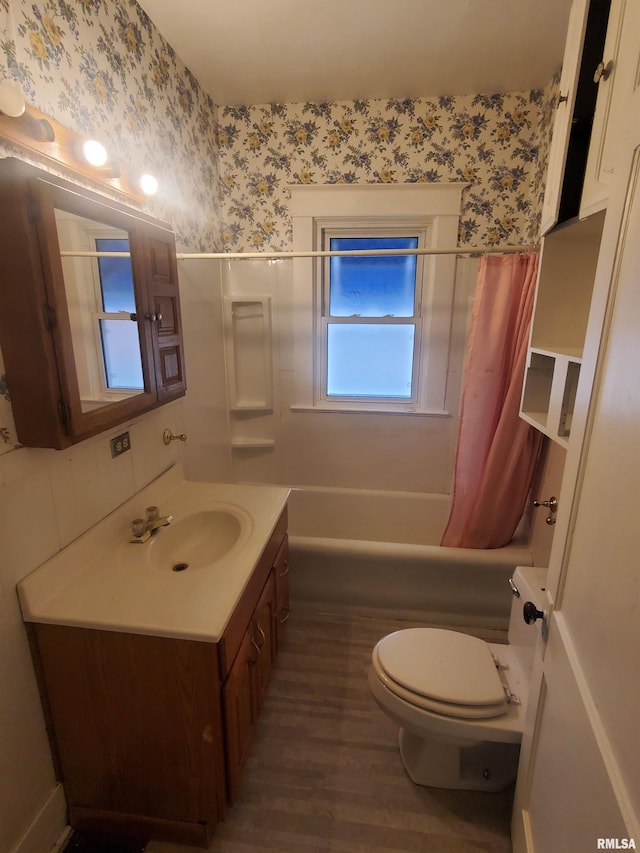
[144,312,163,322]
[556,93,569,108]
[593,59,614,84]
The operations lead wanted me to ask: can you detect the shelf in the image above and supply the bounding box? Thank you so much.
[521,211,604,448]
[520,350,580,447]
[530,212,605,356]
[530,345,583,362]
[230,438,275,449]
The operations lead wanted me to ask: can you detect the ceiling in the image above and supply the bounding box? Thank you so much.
[136,0,573,106]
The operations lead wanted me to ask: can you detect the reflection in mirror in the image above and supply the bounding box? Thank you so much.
[54,210,145,413]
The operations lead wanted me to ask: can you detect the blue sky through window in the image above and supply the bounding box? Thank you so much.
[329,237,418,317]
[96,238,136,313]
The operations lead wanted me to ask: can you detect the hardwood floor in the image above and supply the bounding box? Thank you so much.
[147,607,514,853]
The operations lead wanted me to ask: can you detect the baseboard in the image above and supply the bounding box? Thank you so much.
[10,783,68,853]
[511,805,534,853]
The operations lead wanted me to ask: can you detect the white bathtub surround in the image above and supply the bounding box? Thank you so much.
[288,485,532,628]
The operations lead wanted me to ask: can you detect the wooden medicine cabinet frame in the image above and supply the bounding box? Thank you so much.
[0,158,186,449]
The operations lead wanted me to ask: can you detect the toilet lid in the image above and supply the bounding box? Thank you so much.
[375,628,507,712]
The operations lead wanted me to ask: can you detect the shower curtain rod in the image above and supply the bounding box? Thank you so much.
[60,243,537,260]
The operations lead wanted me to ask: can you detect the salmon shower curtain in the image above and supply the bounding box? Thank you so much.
[441,253,543,549]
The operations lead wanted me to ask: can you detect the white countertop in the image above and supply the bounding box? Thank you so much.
[17,465,290,642]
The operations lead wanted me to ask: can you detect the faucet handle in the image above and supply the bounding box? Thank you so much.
[146,506,159,523]
[131,518,146,538]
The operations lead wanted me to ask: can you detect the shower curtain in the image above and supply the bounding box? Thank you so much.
[441,253,543,549]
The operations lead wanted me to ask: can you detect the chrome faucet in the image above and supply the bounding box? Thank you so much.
[129,506,173,543]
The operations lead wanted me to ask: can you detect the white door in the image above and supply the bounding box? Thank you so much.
[512,8,640,850]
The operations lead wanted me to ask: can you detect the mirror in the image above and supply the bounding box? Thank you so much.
[55,210,145,413]
[0,157,185,449]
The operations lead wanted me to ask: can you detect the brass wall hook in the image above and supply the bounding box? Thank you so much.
[163,429,187,445]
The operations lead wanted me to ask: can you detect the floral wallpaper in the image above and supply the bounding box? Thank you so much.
[0,0,558,454]
[216,81,558,253]
[0,0,221,251]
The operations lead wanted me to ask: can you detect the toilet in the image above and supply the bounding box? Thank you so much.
[368,565,547,792]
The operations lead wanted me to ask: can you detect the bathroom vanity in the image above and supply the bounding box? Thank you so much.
[18,466,290,847]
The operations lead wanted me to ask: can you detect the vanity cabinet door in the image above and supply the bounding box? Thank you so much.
[142,231,186,402]
[222,571,277,803]
[31,624,226,845]
[273,535,290,649]
[223,627,257,803]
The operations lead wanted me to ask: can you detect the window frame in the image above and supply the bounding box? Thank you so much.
[289,183,466,416]
[317,222,428,408]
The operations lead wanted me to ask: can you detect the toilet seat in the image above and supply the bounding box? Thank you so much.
[372,628,509,720]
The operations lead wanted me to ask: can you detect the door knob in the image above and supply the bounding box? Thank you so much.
[533,496,558,525]
[523,601,545,625]
[533,496,557,511]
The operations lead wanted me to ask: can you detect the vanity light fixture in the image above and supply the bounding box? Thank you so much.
[0,98,146,202]
[140,173,159,196]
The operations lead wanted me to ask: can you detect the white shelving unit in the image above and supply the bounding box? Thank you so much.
[520,210,605,445]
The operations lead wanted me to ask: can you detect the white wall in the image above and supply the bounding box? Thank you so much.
[0,401,186,852]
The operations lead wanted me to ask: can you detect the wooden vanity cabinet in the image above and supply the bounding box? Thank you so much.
[28,510,289,847]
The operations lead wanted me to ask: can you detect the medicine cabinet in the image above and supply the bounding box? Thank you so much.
[0,158,186,449]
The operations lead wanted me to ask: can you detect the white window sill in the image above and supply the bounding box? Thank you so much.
[289,404,451,417]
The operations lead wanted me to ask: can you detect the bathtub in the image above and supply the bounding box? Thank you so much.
[287,486,533,629]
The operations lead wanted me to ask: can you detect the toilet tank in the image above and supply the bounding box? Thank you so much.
[507,565,549,676]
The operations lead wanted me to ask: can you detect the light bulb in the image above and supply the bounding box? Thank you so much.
[82,139,108,167]
[0,81,26,118]
[140,173,158,196]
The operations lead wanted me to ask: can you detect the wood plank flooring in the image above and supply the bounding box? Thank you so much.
[147,608,514,853]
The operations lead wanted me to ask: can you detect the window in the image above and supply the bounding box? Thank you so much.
[94,237,144,392]
[290,183,466,415]
[55,209,146,407]
[321,233,422,403]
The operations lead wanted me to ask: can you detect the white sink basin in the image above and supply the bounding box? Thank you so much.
[17,467,289,642]
[146,507,248,572]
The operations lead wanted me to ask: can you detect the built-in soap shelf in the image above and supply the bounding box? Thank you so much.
[230,437,275,450]
[223,294,276,452]
[223,296,273,412]
[520,347,582,447]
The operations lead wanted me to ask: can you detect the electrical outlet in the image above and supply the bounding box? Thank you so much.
[110,431,131,458]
